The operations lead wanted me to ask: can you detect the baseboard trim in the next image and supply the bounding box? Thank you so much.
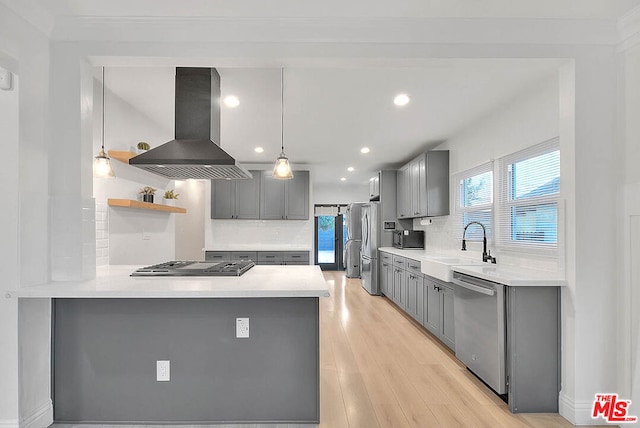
[0,419,19,428]
[20,401,52,428]
[559,392,614,426]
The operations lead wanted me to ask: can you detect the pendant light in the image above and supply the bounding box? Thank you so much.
[93,66,115,178]
[272,68,293,179]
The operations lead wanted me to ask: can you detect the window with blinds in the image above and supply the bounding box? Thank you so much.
[496,137,560,252]
[454,162,494,241]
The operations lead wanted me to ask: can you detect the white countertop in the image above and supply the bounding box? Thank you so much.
[452,265,566,287]
[11,265,330,299]
[378,247,434,261]
[379,247,566,287]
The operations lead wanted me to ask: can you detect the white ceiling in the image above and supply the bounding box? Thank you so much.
[4,0,637,186]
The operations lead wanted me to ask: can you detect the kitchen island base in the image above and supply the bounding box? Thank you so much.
[53,297,319,424]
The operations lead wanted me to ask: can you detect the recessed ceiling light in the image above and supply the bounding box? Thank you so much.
[223,95,240,108]
[360,147,370,154]
[394,93,410,106]
[254,147,264,153]
[347,167,354,172]
[340,177,346,181]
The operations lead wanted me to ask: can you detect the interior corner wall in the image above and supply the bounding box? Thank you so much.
[0,3,53,428]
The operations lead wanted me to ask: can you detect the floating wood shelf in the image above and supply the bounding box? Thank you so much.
[108,199,187,214]
[108,150,136,164]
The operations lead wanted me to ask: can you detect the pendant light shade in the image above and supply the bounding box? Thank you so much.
[94,67,115,178]
[272,68,293,180]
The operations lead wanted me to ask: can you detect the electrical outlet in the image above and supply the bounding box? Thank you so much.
[236,317,249,338]
[143,232,151,240]
[156,360,170,381]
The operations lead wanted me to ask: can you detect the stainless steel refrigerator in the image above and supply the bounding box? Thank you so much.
[344,203,364,278]
[360,203,380,295]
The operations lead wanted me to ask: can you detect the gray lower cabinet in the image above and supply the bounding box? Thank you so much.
[260,171,309,220]
[380,260,392,298]
[422,276,455,350]
[206,251,309,265]
[380,251,453,351]
[211,170,261,219]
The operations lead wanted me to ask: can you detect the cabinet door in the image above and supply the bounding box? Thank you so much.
[392,268,403,305]
[406,272,419,320]
[410,160,421,217]
[235,171,261,219]
[425,151,450,217]
[211,179,235,219]
[285,171,309,220]
[205,251,231,261]
[397,269,408,309]
[440,285,455,350]
[380,262,390,296]
[260,172,286,219]
[369,174,380,200]
[396,165,411,219]
[423,280,441,336]
[417,156,427,216]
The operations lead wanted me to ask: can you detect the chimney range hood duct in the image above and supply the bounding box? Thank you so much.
[129,67,252,180]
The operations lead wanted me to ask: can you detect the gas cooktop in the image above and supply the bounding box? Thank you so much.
[131,260,255,277]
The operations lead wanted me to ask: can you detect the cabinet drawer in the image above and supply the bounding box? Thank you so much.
[380,252,392,263]
[205,251,231,261]
[284,251,309,263]
[406,259,421,274]
[231,251,257,261]
[257,252,285,263]
[392,255,407,269]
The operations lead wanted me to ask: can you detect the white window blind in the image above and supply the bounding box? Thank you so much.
[496,137,560,252]
[454,161,494,242]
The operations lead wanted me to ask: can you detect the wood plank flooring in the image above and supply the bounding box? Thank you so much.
[53,271,604,428]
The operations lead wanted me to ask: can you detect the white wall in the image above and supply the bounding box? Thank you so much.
[621,41,640,423]
[0,3,53,427]
[314,182,369,205]
[414,74,561,271]
[92,67,177,265]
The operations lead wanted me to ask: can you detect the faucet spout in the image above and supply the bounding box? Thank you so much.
[461,221,496,264]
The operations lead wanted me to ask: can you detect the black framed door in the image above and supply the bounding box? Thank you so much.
[314,214,344,271]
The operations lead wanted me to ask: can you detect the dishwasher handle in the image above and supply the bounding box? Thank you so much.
[452,276,495,296]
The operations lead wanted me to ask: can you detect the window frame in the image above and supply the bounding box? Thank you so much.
[496,137,561,255]
[454,161,494,243]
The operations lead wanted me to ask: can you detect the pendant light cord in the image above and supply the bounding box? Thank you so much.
[101,66,106,152]
[281,68,284,153]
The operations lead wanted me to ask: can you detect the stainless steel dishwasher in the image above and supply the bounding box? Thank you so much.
[452,271,507,394]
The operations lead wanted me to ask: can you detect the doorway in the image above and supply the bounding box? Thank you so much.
[314,205,347,271]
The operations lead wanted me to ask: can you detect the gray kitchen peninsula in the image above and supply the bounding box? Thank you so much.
[14,265,330,424]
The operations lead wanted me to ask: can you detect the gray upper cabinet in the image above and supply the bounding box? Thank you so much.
[369,173,380,201]
[285,170,310,220]
[397,165,411,219]
[211,171,261,219]
[396,151,449,219]
[260,170,310,220]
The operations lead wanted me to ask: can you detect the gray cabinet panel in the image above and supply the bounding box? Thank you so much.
[211,180,235,219]
[231,251,257,261]
[407,272,421,321]
[211,171,260,219]
[440,284,455,350]
[205,251,231,261]
[380,261,392,297]
[260,172,286,219]
[285,171,310,220]
[235,172,261,219]
[396,165,411,219]
[284,251,310,263]
[423,279,441,336]
[369,173,380,201]
[396,151,449,219]
[257,251,285,263]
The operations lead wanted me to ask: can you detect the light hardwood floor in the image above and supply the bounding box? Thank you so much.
[317,271,603,428]
[53,271,603,428]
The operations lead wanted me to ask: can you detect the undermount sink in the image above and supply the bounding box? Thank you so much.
[420,257,485,282]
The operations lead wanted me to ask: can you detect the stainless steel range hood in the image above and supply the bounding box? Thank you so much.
[129,67,252,180]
